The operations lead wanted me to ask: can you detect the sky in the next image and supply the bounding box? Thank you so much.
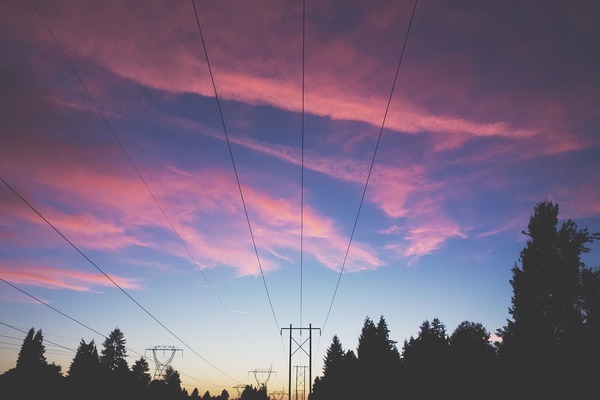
[1,0,599,396]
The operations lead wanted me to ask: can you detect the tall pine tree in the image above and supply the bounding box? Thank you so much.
[497,201,599,397]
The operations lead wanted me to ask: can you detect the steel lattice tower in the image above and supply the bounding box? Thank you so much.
[145,346,182,379]
[248,365,276,389]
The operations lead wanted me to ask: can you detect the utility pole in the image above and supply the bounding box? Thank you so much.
[144,346,182,380]
[281,324,320,400]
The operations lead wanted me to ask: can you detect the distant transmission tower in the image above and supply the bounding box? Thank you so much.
[233,384,244,399]
[271,388,286,400]
[145,346,182,379]
[248,364,276,389]
[294,365,308,400]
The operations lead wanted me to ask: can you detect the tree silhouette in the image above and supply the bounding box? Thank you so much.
[448,321,497,397]
[0,327,64,400]
[356,316,399,399]
[67,339,102,400]
[131,356,152,399]
[15,328,46,371]
[401,318,450,397]
[239,384,268,400]
[497,201,600,397]
[100,328,130,400]
[311,335,356,400]
[100,328,129,375]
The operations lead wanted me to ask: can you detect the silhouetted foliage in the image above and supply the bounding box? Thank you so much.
[0,328,65,400]
[100,328,129,375]
[15,328,47,371]
[131,356,152,399]
[1,201,597,400]
[67,339,102,400]
[310,335,357,400]
[99,328,131,400]
[400,318,450,397]
[497,201,600,397]
[239,384,268,400]
[448,321,498,397]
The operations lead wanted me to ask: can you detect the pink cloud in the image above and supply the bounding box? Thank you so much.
[0,263,141,292]
[2,125,385,276]
[13,0,551,150]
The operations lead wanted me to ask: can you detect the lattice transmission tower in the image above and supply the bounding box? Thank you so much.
[145,346,182,379]
[233,384,248,400]
[270,389,286,400]
[248,364,276,389]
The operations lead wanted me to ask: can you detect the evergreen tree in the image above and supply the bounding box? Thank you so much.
[239,384,268,400]
[322,335,345,377]
[311,335,347,400]
[163,366,186,399]
[100,328,130,400]
[356,316,399,399]
[15,328,47,372]
[190,388,201,400]
[497,201,599,397]
[67,338,102,400]
[100,328,129,375]
[448,321,497,397]
[131,356,152,399]
[131,357,151,386]
[68,339,101,381]
[401,318,450,397]
[2,327,64,399]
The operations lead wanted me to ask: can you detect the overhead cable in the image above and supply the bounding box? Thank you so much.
[0,177,240,384]
[28,0,250,347]
[321,0,420,334]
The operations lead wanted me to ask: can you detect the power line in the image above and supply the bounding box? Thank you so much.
[0,321,76,354]
[0,177,240,384]
[321,0,420,333]
[0,278,149,360]
[191,0,281,333]
[300,0,306,335]
[28,0,251,348]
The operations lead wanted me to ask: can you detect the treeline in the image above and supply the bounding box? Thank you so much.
[1,201,599,400]
[0,326,239,400]
[311,201,600,399]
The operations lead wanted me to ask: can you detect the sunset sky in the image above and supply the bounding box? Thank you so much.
[1,0,599,395]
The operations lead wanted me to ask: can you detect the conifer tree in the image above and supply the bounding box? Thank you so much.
[100,328,129,375]
[497,201,599,397]
[16,328,47,372]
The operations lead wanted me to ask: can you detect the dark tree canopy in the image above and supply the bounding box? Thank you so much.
[497,201,600,397]
[100,328,129,376]
[1,201,597,400]
[239,384,268,400]
[68,339,100,380]
[131,357,152,388]
[15,328,47,372]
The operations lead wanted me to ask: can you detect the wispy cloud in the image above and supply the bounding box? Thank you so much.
[0,264,141,292]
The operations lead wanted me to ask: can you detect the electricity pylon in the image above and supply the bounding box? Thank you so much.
[233,384,247,399]
[145,346,182,379]
[271,388,286,400]
[248,364,276,389]
[294,365,308,400]
[281,324,320,400]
